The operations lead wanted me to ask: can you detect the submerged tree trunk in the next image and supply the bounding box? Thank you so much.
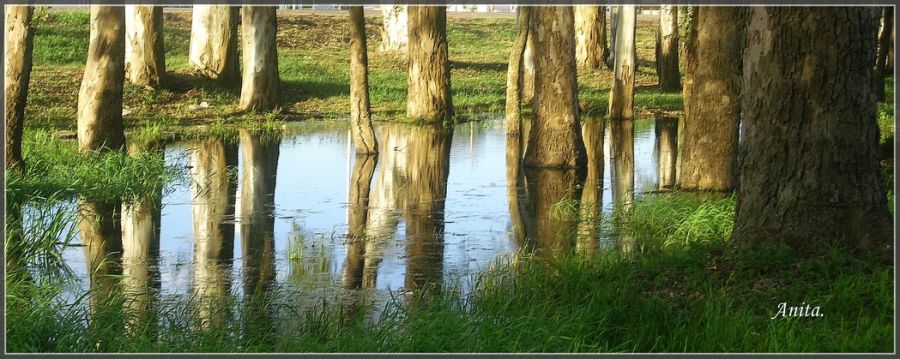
[733,7,892,251]
[875,7,893,102]
[5,5,34,172]
[125,5,165,87]
[379,5,408,52]
[608,6,636,123]
[656,6,681,91]
[574,6,605,70]
[505,6,531,136]
[189,5,239,84]
[678,7,744,191]
[349,6,378,154]
[406,6,452,122]
[77,6,127,153]
[239,6,280,112]
[523,6,586,169]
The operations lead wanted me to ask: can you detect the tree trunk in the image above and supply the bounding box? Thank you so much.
[189,5,239,83]
[656,115,678,190]
[189,137,237,329]
[875,7,893,102]
[608,6,636,123]
[343,153,377,289]
[77,6,127,153]
[379,5,408,52]
[407,6,452,123]
[523,6,586,169]
[733,7,892,251]
[678,7,744,191]
[574,6,605,70]
[125,5,165,88]
[656,5,681,91]
[239,6,280,112]
[349,6,378,154]
[4,5,34,172]
[505,6,531,136]
[522,27,536,104]
[607,6,620,69]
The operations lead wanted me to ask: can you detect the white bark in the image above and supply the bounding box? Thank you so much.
[189,5,239,82]
[608,6,636,122]
[239,6,280,111]
[379,5,408,52]
[125,5,164,87]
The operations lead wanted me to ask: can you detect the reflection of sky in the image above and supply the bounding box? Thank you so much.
[57,117,663,301]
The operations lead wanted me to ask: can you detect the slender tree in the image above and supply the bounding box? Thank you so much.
[523,6,586,169]
[733,7,892,251]
[406,6,452,122]
[379,4,408,52]
[608,6,636,123]
[349,6,378,154]
[189,5,239,83]
[607,6,620,69]
[343,153,377,289]
[505,6,531,136]
[574,6,606,70]
[5,5,34,171]
[875,6,893,102]
[678,7,744,191]
[125,5,165,87]
[656,5,680,91]
[77,6,127,152]
[239,6,280,112]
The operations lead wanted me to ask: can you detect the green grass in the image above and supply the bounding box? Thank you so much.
[6,193,892,353]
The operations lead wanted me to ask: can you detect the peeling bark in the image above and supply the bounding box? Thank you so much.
[406,6,452,122]
[733,7,891,251]
[239,6,280,112]
[574,6,605,70]
[608,6,636,123]
[679,7,745,191]
[77,6,127,153]
[125,5,165,87]
[523,6,586,169]
[189,5,239,83]
[379,5,408,53]
[5,5,34,172]
[349,6,378,154]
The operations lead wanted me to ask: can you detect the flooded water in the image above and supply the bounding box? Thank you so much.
[49,115,675,312]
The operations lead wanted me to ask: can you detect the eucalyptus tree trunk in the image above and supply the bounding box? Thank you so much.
[875,7,893,102]
[349,6,378,154]
[407,6,452,122]
[733,7,892,251]
[189,138,237,329]
[125,5,165,87]
[608,6,636,123]
[379,5,408,52]
[343,153,377,289]
[523,6,586,169]
[607,6,620,69]
[505,6,531,136]
[574,6,605,70]
[655,5,680,91]
[239,6,280,112]
[678,7,744,191]
[189,5,239,83]
[5,5,34,172]
[77,6,127,153]
[522,29,536,103]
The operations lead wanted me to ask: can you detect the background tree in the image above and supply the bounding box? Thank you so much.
[523,6,586,169]
[607,6,620,69]
[574,6,607,70]
[379,5,408,52]
[505,6,531,136]
[5,5,34,171]
[655,5,680,91]
[608,6,636,123]
[875,6,893,102]
[77,5,127,152]
[239,6,280,112]
[189,5,239,83]
[125,5,165,87]
[406,6,452,122]
[733,7,892,251]
[678,7,744,191]
[349,6,378,154]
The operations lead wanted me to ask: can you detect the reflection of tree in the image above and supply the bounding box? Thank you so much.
[655,116,678,190]
[577,119,604,254]
[362,126,407,287]
[610,117,634,211]
[342,154,377,289]
[521,167,584,257]
[505,134,528,251]
[189,137,238,329]
[401,125,452,293]
[77,197,124,344]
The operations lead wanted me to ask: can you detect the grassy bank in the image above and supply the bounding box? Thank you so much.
[6,193,893,353]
